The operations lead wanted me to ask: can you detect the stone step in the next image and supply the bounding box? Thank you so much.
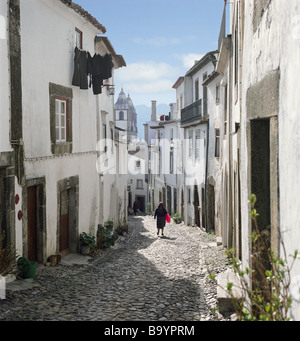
[217,269,243,317]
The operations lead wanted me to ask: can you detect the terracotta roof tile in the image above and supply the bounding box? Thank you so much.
[60,0,106,33]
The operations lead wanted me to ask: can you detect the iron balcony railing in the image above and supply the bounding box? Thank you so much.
[181,99,204,125]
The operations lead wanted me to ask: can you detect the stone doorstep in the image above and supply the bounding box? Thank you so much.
[6,278,38,292]
[216,237,223,246]
[60,253,92,266]
[217,269,243,317]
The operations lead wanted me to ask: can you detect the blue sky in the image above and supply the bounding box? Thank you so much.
[75,0,227,107]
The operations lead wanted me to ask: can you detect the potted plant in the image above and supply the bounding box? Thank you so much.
[97,225,106,249]
[172,212,182,224]
[80,232,96,255]
[104,220,114,228]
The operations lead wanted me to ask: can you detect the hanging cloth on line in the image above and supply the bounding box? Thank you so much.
[72,47,114,95]
[72,46,89,90]
[88,53,114,95]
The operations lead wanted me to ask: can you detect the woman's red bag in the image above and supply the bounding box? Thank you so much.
[166,213,171,223]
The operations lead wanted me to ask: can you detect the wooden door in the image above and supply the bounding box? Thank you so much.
[27,186,38,261]
[0,171,7,247]
[60,190,69,252]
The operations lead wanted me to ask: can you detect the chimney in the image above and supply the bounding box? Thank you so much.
[151,100,157,121]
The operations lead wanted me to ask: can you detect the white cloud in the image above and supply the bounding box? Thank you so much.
[174,53,205,69]
[124,79,174,94]
[115,61,179,95]
[114,60,186,105]
[116,61,178,82]
[182,53,204,69]
[133,36,182,47]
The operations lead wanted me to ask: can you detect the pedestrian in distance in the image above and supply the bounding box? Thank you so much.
[154,202,168,236]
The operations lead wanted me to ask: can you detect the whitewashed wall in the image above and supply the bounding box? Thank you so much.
[0,0,11,153]
[20,0,103,256]
[241,0,300,320]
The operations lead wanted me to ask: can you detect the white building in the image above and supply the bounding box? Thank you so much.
[148,102,183,217]
[1,0,125,263]
[178,51,219,227]
[128,140,148,214]
[0,0,15,250]
[203,70,223,237]
[115,89,147,214]
[216,0,300,320]
[94,37,127,228]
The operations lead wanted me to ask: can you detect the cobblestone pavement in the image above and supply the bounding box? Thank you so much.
[0,215,229,321]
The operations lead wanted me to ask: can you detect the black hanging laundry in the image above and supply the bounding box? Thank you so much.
[102,53,114,80]
[92,75,103,95]
[72,47,89,90]
[87,53,115,95]
[87,53,103,95]
[72,47,81,87]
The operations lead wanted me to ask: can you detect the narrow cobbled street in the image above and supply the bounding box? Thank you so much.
[0,215,229,321]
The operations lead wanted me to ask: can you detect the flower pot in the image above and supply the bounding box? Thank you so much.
[81,245,90,255]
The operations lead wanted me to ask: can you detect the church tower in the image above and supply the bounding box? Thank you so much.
[115,89,138,141]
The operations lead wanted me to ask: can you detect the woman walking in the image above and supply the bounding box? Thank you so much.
[154,202,168,236]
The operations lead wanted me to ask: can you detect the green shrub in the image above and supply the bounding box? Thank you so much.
[172,212,181,224]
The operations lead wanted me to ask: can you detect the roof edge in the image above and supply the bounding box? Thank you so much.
[185,50,219,77]
[60,0,107,33]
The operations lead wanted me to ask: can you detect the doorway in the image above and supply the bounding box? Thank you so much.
[194,185,200,227]
[25,178,46,263]
[207,184,215,232]
[181,189,184,222]
[251,120,270,245]
[251,119,271,287]
[59,189,69,253]
[201,187,205,228]
[167,186,172,214]
[135,195,145,213]
[0,169,8,247]
[57,176,79,255]
[128,192,132,211]
[27,186,38,261]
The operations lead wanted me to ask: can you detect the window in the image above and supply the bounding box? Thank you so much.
[136,160,141,169]
[119,111,124,120]
[75,28,82,49]
[215,129,220,158]
[137,179,143,189]
[55,98,68,143]
[188,130,193,158]
[110,127,114,154]
[195,79,199,101]
[103,123,107,153]
[195,130,200,159]
[216,84,220,104]
[203,73,208,115]
[188,188,191,204]
[170,148,174,174]
[49,83,73,155]
[224,84,228,135]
